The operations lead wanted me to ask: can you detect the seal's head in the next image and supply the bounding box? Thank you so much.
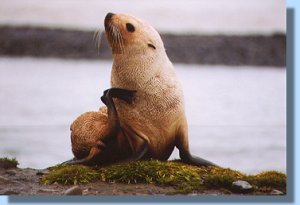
[104,12,164,55]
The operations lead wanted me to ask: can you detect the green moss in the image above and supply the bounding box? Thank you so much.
[41,165,99,185]
[98,160,203,193]
[246,171,286,192]
[0,157,19,169]
[203,167,245,189]
[40,160,286,194]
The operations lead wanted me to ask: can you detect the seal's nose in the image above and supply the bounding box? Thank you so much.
[105,12,115,22]
[104,12,115,29]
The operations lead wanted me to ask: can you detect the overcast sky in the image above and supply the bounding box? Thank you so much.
[0,0,286,34]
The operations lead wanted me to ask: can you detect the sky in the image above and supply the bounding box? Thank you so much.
[0,0,285,34]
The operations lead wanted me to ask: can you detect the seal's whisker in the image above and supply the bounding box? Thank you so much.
[106,23,125,54]
[107,25,113,45]
[113,27,123,54]
[115,29,121,53]
[97,30,104,55]
[93,29,103,55]
[117,30,124,53]
[93,30,99,49]
[95,30,100,43]
[120,31,125,53]
[112,26,120,53]
[111,26,116,47]
[93,29,99,42]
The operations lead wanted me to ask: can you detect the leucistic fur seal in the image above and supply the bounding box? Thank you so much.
[65,13,216,166]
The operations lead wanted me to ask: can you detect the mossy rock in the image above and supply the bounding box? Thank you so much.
[40,160,286,194]
[0,157,19,169]
[246,171,286,192]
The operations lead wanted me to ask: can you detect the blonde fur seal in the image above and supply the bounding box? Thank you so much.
[105,13,215,166]
[65,13,215,166]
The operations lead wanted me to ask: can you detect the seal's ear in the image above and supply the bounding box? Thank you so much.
[147,43,156,50]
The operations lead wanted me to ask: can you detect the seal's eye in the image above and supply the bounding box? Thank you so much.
[126,23,135,32]
[147,43,156,50]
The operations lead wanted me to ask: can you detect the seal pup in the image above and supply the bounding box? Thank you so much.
[105,12,216,166]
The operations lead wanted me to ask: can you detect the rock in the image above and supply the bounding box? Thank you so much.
[3,190,19,195]
[0,176,10,184]
[82,187,92,195]
[64,186,83,195]
[38,188,56,194]
[82,189,89,195]
[5,169,17,176]
[270,189,284,195]
[232,180,253,193]
[0,176,21,185]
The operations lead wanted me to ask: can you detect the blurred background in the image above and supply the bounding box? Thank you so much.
[0,0,286,174]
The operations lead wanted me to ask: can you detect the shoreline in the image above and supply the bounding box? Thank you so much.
[0,26,286,67]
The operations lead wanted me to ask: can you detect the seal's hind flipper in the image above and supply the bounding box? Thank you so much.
[176,122,217,167]
[180,153,217,167]
[62,146,100,165]
[121,123,149,161]
[99,88,122,145]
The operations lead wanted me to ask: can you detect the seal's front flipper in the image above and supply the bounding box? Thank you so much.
[101,88,137,105]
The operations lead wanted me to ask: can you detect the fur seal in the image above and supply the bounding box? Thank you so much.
[105,13,215,166]
[66,13,216,166]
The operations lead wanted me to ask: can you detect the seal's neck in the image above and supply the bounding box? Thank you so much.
[111,50,171,90]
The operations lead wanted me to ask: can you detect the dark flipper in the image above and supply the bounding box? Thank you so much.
[101,88,136,105]
[180,152,217,166]
[63,146,100,165]
[135,140,148,160]
[176,123,217,167]
[121,124,149,161]
[101,88,136,144]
